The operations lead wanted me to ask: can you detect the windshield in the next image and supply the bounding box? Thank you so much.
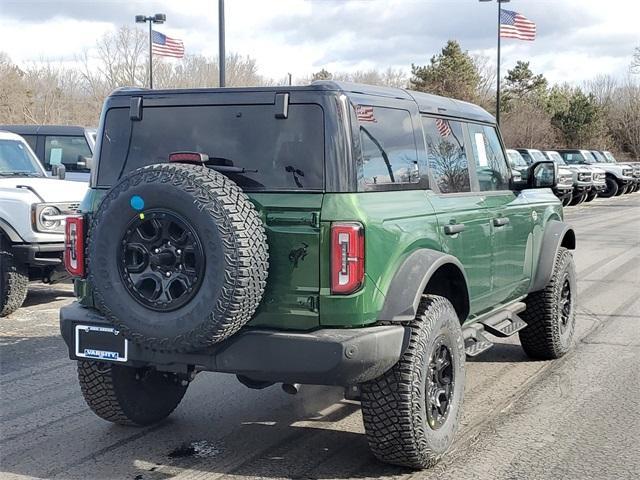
[590,150,608,163]
[98,104,325,191]
[0,139,45,176]
[544,151,566,164]
[602,150,616,162]
[530,150,547,163]
[560,151,586,164]
[507,150,527,167]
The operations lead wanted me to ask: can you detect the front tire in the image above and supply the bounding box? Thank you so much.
[77,361,188,426]
[0,239,29,317]
[584,190,598,202]
[519,247,576,360]
[361,295,465,469]
[599,177,618,198]
[568,192,586,206]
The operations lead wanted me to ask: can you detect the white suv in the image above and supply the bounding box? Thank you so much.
[0,131,87,316]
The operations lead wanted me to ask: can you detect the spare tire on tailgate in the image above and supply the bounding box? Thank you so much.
[89,163,268,352]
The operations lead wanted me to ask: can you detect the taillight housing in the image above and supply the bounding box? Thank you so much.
[64,216,85,277]
[331,222,365,295]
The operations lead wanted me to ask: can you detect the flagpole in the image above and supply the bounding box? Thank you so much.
[149,20,154,89]
[496,2,501,125]
[136,14,165,89]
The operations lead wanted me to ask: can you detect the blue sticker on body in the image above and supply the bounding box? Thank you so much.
[130,195,145,211]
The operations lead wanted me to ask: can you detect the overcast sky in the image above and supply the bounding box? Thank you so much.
[0,0,638,85]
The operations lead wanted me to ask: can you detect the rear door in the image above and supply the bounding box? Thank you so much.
[467,123,532,304]
[421,116,495,317]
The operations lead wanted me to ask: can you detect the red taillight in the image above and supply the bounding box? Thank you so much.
[331,222,365,295]
[64,216,85,277]
[168,151,209,164]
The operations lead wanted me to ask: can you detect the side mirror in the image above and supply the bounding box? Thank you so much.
[77,155,93,170]
[529,161,556,189]
[52,163,66,180]
[509,167,528,190]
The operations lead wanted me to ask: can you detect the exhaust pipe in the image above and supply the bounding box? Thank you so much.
[281,383,301,395]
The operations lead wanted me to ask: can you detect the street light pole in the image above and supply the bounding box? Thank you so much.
[480,0,509,125]
[149,20,153,89]
[135,13,166,89]
[218,0,225,87]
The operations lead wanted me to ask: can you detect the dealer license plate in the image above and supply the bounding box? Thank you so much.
[75,325,128,362]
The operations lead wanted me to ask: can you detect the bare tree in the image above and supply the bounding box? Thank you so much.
[608,78,640,158]
[500,100,557,149]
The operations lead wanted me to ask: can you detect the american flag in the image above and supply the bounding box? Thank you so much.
[356,105,377,123]
[152,30,185,58]
[500,9,536,41]
[436,118,452,137]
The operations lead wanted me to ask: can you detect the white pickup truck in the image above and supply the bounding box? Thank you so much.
[0,131,87,316]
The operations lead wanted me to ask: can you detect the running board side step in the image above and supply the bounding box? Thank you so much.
[462,302,528,357]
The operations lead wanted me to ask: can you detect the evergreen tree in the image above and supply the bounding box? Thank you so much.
[410,40,480,102]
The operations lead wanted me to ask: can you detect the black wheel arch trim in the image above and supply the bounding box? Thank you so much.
[377,249,470,323]
[530,220,575,293]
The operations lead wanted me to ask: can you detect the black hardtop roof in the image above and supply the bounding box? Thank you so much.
[109,80,495,124]
[0,124,92,135]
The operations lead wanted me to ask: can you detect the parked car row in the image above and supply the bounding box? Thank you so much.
[0,124,95,182]
[0,130,87,316]
[507,148,639,206]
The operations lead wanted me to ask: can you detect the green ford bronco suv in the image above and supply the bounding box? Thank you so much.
[60,81,576,469]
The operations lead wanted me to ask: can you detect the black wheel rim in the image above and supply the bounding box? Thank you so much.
[426,336,455,430]
[558,273,572,333]
[118,209,205,312]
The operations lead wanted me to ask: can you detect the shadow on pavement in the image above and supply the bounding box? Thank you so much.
[21,284,75,308]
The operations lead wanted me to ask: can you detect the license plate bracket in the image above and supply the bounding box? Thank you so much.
[75,324,128,362]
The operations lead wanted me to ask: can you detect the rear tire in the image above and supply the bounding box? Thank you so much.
[0,239,29,317]
[614,182,625,196]
[519,247,576,360]
[361,295,465,469]
[599,177,618,198]
[77,360,188,426]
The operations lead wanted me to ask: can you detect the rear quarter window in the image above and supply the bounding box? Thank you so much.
[356,106,419,186]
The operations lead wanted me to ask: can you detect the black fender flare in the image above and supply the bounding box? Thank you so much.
[377,249,470,322]
[530,220,575,292]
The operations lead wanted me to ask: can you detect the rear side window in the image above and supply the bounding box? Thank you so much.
[44,135,91,172]
[357,106,419,186]
[99,104,324,191]
[467,124,510,191]
[422,116,471,194]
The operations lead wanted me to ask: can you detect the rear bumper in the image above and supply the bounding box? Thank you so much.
[13,242,64,266]
[60,302,409,386]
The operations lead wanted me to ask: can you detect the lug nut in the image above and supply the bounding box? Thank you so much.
[154,248,160,253]
[177,249,182,254]
[166,272,171,277]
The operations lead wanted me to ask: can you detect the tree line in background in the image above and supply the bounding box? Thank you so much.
[1,27,638,158]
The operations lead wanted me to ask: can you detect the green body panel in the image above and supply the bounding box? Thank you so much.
[319,191,441,327]
[245,193,322,330]
[424,193,494,315]
[482,192,533,305]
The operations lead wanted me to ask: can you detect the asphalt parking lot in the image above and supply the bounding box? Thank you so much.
[1,194,638,480]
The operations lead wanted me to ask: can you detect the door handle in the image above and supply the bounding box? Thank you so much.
[444,223,466,235]
[493,217,510,227]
